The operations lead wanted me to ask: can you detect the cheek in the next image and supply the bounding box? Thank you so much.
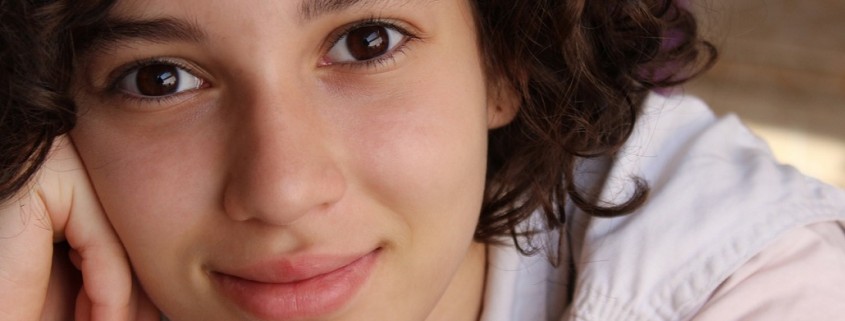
[333,67,491,313]
[356,98,487,215]
[70,113,225,262]
[342,67,490,241]
[351,44,490,241]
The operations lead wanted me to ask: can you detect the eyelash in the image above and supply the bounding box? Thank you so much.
[322,17,419,71]
[106,57,203,106]
[103,17,419,105]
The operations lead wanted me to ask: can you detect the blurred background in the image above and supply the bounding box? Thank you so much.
[682,0,845,187]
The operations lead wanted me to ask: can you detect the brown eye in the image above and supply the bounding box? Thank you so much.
[117,62,204,97]
[325,23,407,64]
[346,26,389,60]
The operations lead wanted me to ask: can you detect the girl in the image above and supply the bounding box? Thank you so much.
[2,0,844,320]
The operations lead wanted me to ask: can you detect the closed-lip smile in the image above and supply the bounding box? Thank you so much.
[211,248,381,320]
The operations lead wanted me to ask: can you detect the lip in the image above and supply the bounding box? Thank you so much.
[211,248,380,320]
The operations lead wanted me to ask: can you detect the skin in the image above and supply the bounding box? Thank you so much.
[67,0,518,320]
[0,133,163,321]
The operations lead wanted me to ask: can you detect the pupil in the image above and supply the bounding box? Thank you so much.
[346,26,389,61]
[136,64,179,96]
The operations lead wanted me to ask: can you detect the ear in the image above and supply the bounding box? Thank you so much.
[486,76,521,129]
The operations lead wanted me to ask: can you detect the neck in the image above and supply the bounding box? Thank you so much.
[425,241,488,321]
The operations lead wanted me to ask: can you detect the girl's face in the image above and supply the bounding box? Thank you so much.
[71,0,514,320]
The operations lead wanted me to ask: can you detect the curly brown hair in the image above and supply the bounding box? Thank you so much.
[0,0,715,251]
[473,0,716,250]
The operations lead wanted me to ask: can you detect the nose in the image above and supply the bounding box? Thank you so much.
[221,83,346,226]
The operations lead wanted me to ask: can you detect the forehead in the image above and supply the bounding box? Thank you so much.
[110,0,432,22]
[298,0,422,20]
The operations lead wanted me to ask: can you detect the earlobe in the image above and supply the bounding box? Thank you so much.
[486,78,521,129]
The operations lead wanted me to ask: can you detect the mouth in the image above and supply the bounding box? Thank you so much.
[211,248,381,320]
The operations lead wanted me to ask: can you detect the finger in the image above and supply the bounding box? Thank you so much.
[45,139,134,321]
[75,288,92,321]
[75,273,165,321]
[40,244,81,321]
[134,283,163,321]
[69,248,82,270]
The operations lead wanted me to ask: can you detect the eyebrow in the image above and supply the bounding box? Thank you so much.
[78,17,206,55]
[298,0,392,21]
[79,0,405,54]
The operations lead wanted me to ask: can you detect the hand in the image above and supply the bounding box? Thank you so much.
[0,136,159,321]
